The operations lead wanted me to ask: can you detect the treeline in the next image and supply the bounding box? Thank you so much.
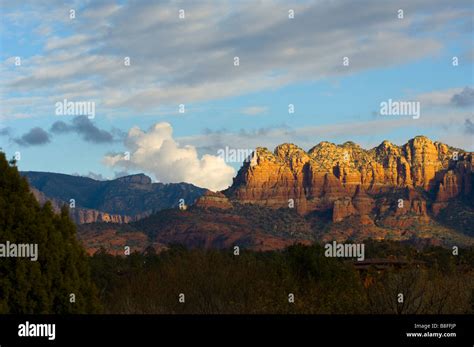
[0,153,100,313]
[90,243,474,314]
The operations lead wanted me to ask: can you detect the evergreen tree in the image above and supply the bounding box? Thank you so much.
[0,152,100,313]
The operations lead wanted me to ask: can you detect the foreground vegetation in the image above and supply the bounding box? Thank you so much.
[90,242,474,314]
[0,153,100,313]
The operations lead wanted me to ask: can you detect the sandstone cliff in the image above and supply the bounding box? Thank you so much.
[225,136,472,224]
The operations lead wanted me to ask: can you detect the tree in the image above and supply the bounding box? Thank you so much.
[0,153,100,313]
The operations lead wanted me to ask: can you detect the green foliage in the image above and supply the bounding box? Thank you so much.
[0,153,100,313]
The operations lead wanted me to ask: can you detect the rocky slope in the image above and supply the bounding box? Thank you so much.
[24,172,206,224]
[78,202,314,254]
[30,187,136,223]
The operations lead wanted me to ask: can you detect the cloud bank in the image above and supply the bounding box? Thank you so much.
[3,0,471,119]
[103,122,235,191]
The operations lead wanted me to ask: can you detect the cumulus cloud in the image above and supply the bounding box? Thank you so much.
[14,127,50,146]
[50,116,116,143]
[103,122,235,191]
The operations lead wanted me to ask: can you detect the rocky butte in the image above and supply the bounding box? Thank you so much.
[224,136,472,223]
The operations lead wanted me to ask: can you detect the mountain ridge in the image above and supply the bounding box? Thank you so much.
[22,171,207,224]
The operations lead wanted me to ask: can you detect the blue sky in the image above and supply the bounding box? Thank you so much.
[0,0,473,190]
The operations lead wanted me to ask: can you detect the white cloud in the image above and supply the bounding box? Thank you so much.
[103,122,235,191]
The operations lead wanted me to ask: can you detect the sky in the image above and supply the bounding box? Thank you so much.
[0,0,473,191]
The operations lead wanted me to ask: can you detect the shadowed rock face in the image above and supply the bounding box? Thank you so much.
[24,172,207,224]
[225,136,472,222]
[30,187,136,223]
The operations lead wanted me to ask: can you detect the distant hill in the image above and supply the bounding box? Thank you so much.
[22,171,207,224]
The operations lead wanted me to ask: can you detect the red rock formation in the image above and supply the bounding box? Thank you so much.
[229,146,309,213]
[226,136,472,221]
[70,208,135,224]
[332,197,357,222]
[352,185,374,215]
[436,171,461,202]
[195,191,233,209]
[432,152,472,215]
[403,136,443,190]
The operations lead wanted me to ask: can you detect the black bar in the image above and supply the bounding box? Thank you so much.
[0,315,472,346]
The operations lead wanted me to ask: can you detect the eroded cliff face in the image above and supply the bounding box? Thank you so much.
[26,172,206,224]
[69,209,136,224]
[225,136,472,224]
[30,187,138,224]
